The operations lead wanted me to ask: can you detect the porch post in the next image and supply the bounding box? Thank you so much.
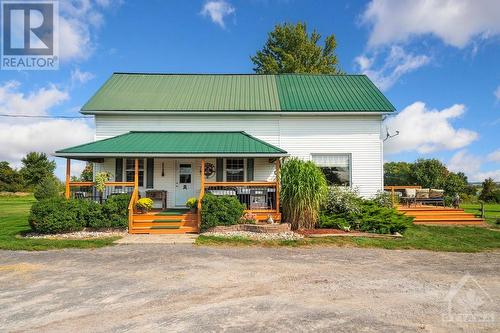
[275,158,280,213]
[65,158,71,199]
[134,158,139,192]
[198,159,205,228]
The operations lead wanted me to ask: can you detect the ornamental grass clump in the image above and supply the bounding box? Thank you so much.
[280,158,328,230]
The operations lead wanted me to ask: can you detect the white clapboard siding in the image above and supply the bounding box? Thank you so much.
[94,114,383,197]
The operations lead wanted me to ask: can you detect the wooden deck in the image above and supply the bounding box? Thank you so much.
[130,209,199,234]
[397,205,486,226]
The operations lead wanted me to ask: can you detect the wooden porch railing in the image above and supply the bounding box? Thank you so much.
[384,185,422,205]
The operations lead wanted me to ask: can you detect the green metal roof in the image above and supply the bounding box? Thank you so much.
[55,131,288,157]
[81,73,395,113]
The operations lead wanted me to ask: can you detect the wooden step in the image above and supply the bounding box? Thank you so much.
[129,226,199,234]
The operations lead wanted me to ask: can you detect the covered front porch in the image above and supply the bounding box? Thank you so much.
[55,131,288,233]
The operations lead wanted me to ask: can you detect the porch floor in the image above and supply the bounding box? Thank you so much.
[130,209,199,234]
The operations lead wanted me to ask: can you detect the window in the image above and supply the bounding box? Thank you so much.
[125,159,144,187]
[226,159,244,182]
[179,163,192,184]
[312,154,351,186]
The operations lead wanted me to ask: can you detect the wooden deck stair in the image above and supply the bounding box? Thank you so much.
[130,209,199,234]
[398,206,486,226]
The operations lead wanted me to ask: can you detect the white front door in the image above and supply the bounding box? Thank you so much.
[175,161,194,206]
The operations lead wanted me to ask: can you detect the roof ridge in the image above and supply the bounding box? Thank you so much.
[113,72,366,77]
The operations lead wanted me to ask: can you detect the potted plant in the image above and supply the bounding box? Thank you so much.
[135,197,153,214]
[185,197,198,213]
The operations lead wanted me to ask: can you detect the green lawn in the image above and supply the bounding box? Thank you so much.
[0,195,119,251]
[197,225,500,253]
[461,203,500,228]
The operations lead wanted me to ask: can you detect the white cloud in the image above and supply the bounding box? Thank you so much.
[71,68,95,85]
[362,0,500,48]
[384,102,478,154]
[0,81,93,164]
[487,149,500,162]
[470,170,500,182]
[201,0,235,28]
[447,149,500,182]
[58,0,121,62]
[355,46,430,91]
[448,150,481,175]
[494,85,500,101]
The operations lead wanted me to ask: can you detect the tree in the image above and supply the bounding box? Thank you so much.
[251,22,341,74]
[0,161,25,192]
[443,172,468,196]
[80,162,93,182]
[20,152,56,189]
[384,162,414,186]
[479,178,497,202]
[34,176,62,200]
[411,159,449,189]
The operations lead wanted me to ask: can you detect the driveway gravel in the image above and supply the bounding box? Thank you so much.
[0,245,499,332]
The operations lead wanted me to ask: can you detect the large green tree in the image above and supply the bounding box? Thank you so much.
[479,178,497,202]
[251,22,341,74]
[0,161,25,192]
[411,159,449,189]
[20,152,56,189]
[384,162,414,186]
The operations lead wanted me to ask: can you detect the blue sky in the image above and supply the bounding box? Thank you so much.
[1,0,499,181]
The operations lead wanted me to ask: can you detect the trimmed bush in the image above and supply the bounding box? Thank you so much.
[101,194,131,228]
[319,187,412,234]
[29,198,85,234]
[28,194,131,233]
[33,176,61,201]
[280,158,328,230]
[200,193,245,231]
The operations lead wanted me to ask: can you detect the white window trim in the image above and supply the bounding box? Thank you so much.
[223,158,246,182]
[311,153,352,187]
[124,158,146,188]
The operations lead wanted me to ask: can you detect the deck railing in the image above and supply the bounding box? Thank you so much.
[67,181,135,203]
[384,185,422,205]
[204,182,279,211]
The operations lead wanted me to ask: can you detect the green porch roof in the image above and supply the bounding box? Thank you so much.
[55,131,288,158]
[81,73,395,113]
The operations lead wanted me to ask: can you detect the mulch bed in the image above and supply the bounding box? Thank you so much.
[297,229,402,238]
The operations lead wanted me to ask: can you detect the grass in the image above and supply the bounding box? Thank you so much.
[461,203,500,228]
[0,195,120,251]
[196,225,500,252]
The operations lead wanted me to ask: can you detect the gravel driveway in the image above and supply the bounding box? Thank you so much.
[0,244,499,332]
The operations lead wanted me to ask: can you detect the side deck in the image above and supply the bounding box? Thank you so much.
[398,206,486,226]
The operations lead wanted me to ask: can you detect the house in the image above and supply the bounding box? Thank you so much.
[55,73,395,233]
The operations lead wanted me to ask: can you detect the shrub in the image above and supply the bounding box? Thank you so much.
[280,158,328,230]
[101,194,131,228]
[136,197,153,212]
[29,198,85,234]
[68,199,105,228]
[319,190,413,234]
[33,176,61,201]
[185,197,198,209]
[371,190,393,208]
[323,186,362,215]
[200,193,245,231]
[355,201,413,234]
